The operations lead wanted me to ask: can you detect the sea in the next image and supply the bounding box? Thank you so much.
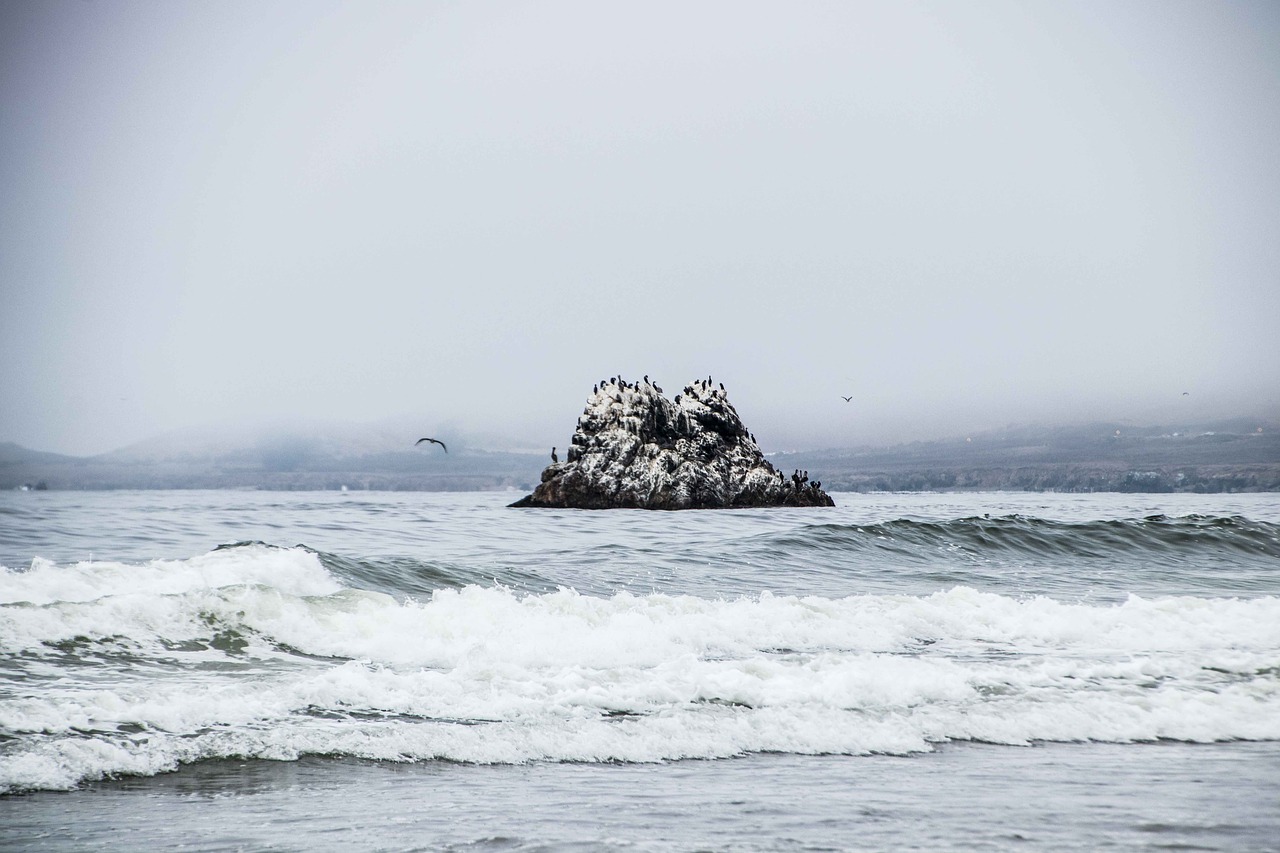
[2,489,1278,852]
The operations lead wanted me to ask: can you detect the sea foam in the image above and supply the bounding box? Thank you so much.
[2,545,1278,792]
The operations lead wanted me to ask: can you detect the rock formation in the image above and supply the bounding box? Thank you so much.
[510,377,834,509]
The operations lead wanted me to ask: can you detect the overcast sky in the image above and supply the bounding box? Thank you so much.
[2,0,1278,456]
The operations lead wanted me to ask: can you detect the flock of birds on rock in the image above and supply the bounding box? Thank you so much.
[784,468,821,492]
[591,374,663,399]
[673,375,731,407]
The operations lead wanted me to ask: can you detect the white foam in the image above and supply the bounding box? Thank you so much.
[0,544,339,606]
[3,550,1279,792]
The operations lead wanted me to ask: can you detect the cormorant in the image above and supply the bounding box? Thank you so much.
[415,437,447,452]
[551,447,558,463]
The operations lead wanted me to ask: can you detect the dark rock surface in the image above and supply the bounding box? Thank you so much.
[510,377,834,509]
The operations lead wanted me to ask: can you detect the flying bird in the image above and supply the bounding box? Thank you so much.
[415,437,448,452]
[841,396,853,403]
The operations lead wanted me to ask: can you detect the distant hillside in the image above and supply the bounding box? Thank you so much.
[0,442,78,490]
[3,417,1278,492]
[775,417,1280,493]
[0,433,547,492]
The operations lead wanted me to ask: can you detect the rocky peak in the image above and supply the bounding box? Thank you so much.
[510,376,834,509]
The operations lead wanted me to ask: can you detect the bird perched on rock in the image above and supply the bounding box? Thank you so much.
[415,437,447,452]
[551,447,558,462]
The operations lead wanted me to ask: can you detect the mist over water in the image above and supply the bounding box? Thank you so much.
[2,2,1279,455]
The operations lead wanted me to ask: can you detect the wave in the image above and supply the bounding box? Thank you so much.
[185,515,1280,602]
[3,543,1279,792]
[304,547,561,598]
[751,514,1280,566]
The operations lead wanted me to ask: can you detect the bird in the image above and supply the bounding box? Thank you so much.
[551,447,559,462]
[842,396,853,403]
[415,437,447,452]
[1182,391,1190,396]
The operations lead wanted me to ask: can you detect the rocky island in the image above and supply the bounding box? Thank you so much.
[510,376,834,509]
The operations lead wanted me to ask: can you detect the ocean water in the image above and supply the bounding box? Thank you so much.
[2,489,1278,851]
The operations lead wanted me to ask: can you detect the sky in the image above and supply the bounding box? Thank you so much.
[2,0,1278,456]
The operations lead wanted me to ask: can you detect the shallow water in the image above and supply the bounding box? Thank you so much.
[7,744,1280,852]
[2,490,1278,850]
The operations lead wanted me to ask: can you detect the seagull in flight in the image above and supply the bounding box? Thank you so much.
[841,396,853,403]
[415,437,448,452]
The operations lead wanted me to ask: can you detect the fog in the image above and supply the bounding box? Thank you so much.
[3,0,1278,456]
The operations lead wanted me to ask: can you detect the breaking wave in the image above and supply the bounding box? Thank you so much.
[3,541,1278,793]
